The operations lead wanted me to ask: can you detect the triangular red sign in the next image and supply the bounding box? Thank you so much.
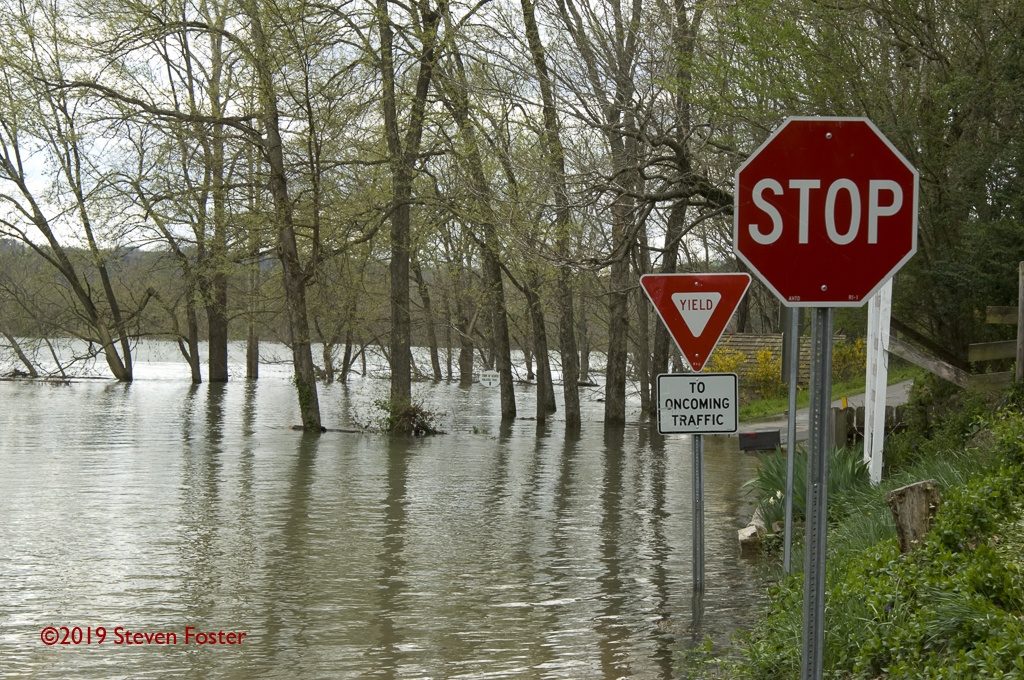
[641,273,751,371]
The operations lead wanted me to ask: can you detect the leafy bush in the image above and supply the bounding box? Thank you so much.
[932,466,1021,553]
[748,348,784,399]
[735,388,1024,679]
[982,398,1024,465]
[747,446,869,530]
[739,459,1024,679]
[707,347,746,374]
[831,337,866,382]
[883,375,992,473]
[366,398,445,435]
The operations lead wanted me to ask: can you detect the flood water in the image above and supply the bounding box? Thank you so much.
[0,342,764,679]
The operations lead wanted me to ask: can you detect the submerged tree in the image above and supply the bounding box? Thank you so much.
[0,1,141,381]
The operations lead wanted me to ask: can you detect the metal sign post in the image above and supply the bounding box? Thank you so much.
[642,274,750,634]
[783,309,800,574]
[655,373,738,630]
[691,432,705,630]
[735,116,919,680]
[801,307,834,679]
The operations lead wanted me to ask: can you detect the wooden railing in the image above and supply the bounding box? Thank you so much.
[890,262,1022,391]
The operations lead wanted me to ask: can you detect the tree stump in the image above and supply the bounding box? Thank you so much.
[885,480,941,553]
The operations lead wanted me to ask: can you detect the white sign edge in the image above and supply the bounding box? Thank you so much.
[640,273,752,368]
[731,116,920,308]
[656,372,739,435]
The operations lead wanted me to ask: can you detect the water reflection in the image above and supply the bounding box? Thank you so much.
[375,438,411,679]
[597,427,630,677]
[641,428,676,675]
[0,368,764,679]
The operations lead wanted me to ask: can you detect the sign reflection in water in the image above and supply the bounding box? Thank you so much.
[0,342,764,678]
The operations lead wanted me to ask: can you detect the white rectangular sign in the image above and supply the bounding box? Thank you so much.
[657,373,738,434]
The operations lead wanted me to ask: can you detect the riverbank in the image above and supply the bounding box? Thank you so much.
[696,381,1024,678]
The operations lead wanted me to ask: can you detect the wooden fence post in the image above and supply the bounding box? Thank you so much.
[1017,262,1023,382]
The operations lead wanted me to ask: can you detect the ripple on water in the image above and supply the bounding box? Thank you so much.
[0,359,764,679]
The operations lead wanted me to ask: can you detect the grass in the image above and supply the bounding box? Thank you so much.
[708,392,1024,679]
[737,363,923,422]
[745,444,871,532]
[686,388,1024,678]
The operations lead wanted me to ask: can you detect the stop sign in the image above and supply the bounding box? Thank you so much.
[734,117,918,306]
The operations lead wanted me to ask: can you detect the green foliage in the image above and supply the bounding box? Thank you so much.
[933,467,1022,554]
[747,446,869,530]
[883,375,992,473]
[830,337,866,383]
[985,390,1024,466]
[736,386,1024,679]
[741,463,1024,679]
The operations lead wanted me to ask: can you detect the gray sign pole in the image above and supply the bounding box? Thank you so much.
[783,309,800,574]
[801,307,834,679]
[691,432,705,630]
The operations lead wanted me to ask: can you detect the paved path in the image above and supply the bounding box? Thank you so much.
[737,379,914,445]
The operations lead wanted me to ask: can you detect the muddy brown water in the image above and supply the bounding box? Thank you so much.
[0,342,764,678]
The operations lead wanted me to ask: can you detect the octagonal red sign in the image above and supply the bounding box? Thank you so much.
[733,117,918,307]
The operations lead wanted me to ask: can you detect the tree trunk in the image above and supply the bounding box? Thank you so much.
[443,295,453,380]
[483,244,516,420]
[652,204,686,384]
[340,330,353,383]
[388,176,414,410]
[246,322,259,380]
[456,300,474,386]
[412,257,442,381]
[246,261,260,381]
[634,268,652,417]
[578,303,591,383]
[207,21,229,384]
[185,292,203,384]
[243,0,320,430]
[378,0,440,427]
[521,0,579,429]
[604,204,631,424]
[206,297,229,382]
[0,328,38,377]
[525,282,556,418]
[886,480,941,553]
[558,272,581,429]
[322,341,335,384]
[439,43,515,421]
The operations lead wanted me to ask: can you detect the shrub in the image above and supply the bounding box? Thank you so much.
[883,375,992,473]
[707,347,746,374]
[831,337,866,382]
[748,348,784,399]
[366,398,445,435]
[932,466,1021,553]
[982,398,1024,465]
[747,446,870,530]
[738,458,1024,679]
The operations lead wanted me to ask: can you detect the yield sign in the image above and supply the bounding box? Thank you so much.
[641,273,751,371]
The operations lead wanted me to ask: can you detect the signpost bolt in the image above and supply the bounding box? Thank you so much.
[821,285,827,291]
